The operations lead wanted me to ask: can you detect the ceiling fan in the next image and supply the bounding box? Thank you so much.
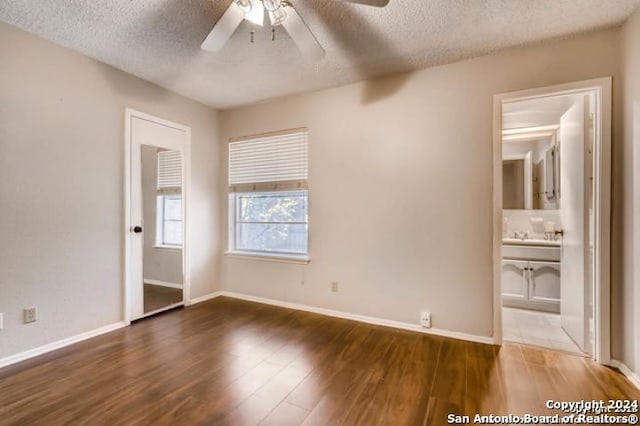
[201,0,389,61]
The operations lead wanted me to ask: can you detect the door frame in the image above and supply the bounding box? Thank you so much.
[124,108,192,324]
[492,77,612,364]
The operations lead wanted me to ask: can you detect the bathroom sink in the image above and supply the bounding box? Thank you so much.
[502,238,561,247]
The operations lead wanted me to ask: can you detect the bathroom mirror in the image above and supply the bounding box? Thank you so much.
[502,136,559,210]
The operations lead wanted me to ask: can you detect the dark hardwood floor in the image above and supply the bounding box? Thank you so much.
[0,297,638,425]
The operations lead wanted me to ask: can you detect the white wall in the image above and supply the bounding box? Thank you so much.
[0,22,222,359]
[141,145,182,286]
[620,6,640,375]
[219,29,622,339]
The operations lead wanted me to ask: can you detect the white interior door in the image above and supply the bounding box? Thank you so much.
[559,96,590,352]
[129,114,188,321]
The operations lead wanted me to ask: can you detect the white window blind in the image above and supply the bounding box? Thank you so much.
[229,129,308,192]
[157,150,182,194]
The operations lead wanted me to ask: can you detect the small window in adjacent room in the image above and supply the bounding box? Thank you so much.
[155,149,183,248]
[156,194,182,247]
[227,129,309,260]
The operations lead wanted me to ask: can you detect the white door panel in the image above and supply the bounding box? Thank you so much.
[130,116,187,321]
[559,96,590,352]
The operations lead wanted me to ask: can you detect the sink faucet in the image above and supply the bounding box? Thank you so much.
[514,231,529,240]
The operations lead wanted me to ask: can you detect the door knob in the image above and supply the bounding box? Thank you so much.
[133,226,143,233]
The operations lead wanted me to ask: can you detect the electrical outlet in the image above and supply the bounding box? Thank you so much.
[24,307,37,324]
[420,311,431,328]
[331,281,339,292]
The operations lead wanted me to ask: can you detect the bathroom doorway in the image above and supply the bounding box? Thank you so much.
[492,79,612,363]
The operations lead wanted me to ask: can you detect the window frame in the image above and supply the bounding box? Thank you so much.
[227,190,310,262]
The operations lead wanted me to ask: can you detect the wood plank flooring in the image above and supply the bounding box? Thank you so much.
[0,297,638,425]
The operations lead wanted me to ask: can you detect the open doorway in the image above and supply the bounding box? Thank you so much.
[493,79,612,363]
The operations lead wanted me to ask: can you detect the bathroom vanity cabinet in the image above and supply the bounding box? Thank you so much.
[502,243,560,313]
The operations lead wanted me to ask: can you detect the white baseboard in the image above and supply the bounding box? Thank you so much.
[609,359,640,390]
[219,291,494,345]
[144,279,183,289]
[0,321,127,370]
[189,291,223,305]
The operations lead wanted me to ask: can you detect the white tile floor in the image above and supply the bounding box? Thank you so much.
[502,307,583,355]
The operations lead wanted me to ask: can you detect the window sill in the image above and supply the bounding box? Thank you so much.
[152,245,182,251]
[224,251,310,265]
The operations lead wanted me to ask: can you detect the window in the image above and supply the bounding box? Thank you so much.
[228,129,309,258]
[232,191,308,255]
[155,149,183,248]
[156,194,183,247]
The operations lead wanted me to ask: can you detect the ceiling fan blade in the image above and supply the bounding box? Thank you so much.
[339,0,389,6]
[281,5,326,61]
[201,3,245,51]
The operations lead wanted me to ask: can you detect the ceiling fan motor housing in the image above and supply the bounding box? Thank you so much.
[204,0,388,60]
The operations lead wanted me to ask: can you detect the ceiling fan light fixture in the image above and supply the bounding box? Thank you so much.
[268,7,287,26]
[234,0,252,13]
[244,0,265,26]
[262,0,283,12]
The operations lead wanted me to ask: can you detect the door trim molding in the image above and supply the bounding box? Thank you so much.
[492,77,612,364]
[124,108,192,324]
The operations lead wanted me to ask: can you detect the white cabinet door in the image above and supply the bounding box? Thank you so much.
[502,259,528,300]
[529,261,561,306]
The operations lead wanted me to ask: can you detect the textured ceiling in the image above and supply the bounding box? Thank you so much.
[1,0,639,109]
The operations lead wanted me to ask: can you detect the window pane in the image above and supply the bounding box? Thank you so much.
[156,195,164,246]
[238,192,308,223]
[163,221,183,246]
[164,197,182,221]
[236,223,307,254]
